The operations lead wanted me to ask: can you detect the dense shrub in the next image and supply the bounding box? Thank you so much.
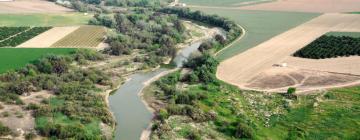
[294,35,360,59]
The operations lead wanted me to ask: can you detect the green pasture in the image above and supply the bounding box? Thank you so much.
[0,13,92,27]
[181,0,273,7]
[0,48,75,73]
[326,32,360,38]
[191,8,320,61]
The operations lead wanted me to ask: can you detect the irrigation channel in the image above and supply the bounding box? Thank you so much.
[109,42,202,140]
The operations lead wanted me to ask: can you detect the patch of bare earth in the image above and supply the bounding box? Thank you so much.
[0,91,53,140]
[245,67,360,93]
[17,26,80,48]
[0,0,73,14]
[239,0,360,13]
[217,13,360,92]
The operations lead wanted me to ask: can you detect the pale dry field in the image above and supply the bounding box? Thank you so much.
[283,56,360,76]
[217,13,360,91]
[239,0,360,13]
[0,0,73,13]
[17,26,80,48]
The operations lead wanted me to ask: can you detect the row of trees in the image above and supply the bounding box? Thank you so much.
[294,35,360,59]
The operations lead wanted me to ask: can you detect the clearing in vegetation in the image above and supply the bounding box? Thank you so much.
[293,34,360,59]
[51,26,106,48]
[0,48,75,73]
[217,13,360,91]
[0,13,92,27]
[191,7,320,60]
[0,27,51,47]
[18,26,80,48]
[0,0,73,14]
[239,0,360,13]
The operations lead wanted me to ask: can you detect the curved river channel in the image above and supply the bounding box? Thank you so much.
[109,42,202,140]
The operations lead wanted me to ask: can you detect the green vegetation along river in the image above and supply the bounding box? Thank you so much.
[109,42,203,140]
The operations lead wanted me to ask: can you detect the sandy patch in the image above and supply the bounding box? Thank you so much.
[283,56,360,75]
[0,0,73,14]
[217,13,360,91]
[17,26,80,48]
[239,0,360,13]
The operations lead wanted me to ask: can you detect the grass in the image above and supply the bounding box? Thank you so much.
[0,13,92,27]
[51,26,106,48]
[326,32,360,38]
[180,0,273,7]
[0,48,75,73]
[190,8,320,61]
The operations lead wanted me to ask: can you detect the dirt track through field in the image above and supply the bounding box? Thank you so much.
[217,13,360,89]
[17,26,79,48]
[0,0,73,13]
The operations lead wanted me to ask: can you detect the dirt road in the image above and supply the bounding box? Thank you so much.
[217,13,360,88]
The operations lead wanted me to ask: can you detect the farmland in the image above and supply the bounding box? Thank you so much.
[0,48,75,73]
[191,8,320,60]
[0,27,51,47]
[326,32,360,38]
[51,26,106,48]
[0,0,73,14]
[0,13,92,27]
[294,34,360,59]
[0,27,29,41]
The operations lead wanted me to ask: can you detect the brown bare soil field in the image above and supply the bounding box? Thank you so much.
[217,13,360,91]
[239,0,360,13]
[0,0,73,13]
[245,67,360,93]
[17,26,80,48]
[283,56,360,75]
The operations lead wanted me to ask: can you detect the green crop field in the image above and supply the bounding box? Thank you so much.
[191,8,320,61]
[51,26,106,48]
[0,48,75,73]
[181,0,273,7]
[326,32,360,38]
[0,13,92,27]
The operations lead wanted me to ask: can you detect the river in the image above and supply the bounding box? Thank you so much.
[108,41,202,140]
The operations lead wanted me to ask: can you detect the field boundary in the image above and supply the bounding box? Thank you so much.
[214,24,246,56]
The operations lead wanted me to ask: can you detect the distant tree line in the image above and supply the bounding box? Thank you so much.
[294,35,360,59]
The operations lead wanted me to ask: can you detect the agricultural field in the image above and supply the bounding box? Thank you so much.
[0,0,73,14]
[0,13,92,27]
[326,31,360,38]
[181,0,273,7]
[51,26,106,48]
[217,13,360,92]
[293,34,360,59]
[0,27,51,47]
[0,48,75,73]
[191,8,320,60]
[239,0,360,13]
[0,27,29,41]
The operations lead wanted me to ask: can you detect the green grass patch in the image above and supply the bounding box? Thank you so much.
[190,8,320,61]
[326,31,360,38]
[0,48,75,73]
[181,0,273,7]
[0,13,92,27]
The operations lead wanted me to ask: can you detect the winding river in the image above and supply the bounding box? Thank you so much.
[109,41,203,140]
